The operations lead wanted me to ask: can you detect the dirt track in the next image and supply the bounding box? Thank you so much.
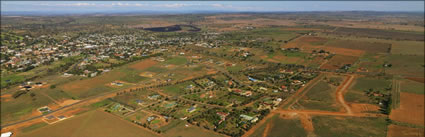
[336,75,354,114]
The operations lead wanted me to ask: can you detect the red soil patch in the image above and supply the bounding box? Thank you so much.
[129,59,157,70]
[350,103,380,113]
[390,92,424,126]
[320,55,359,70]
[405,77,425,83]
[387,124,425,137]
[58,99,81,107]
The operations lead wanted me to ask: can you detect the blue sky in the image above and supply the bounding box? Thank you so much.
[2,1,424,13]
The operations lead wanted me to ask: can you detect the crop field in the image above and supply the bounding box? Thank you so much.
[16,110,159,137]
[1,12,424,137]
[320,55,359,70]
[390,92,424,126]
[312,116,388,137]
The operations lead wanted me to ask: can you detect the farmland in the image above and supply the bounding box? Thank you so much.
[1,11,424,137]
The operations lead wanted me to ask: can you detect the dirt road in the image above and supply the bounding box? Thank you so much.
[336,75,354,114]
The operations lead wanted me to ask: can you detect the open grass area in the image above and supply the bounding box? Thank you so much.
[312,116,388,137]
[162,121,225,137]
[351,77,391,92]
[1,92,53,125]
[298,81,341,111]
[249,114,307,137]
[16,110,160,137]
[400,78,424,95]
[165,57,188,65]
[19,122,48,133]
[386,55,425,77]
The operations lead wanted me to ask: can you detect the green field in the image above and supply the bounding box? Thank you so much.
[16,110,160,137]
[162,122,225,137]
[249,114,307,137]
[351,77,391,92]
[345,77,391,103]
[400,79,424,95]
[298,81,341,111]
[19,122,48,133]
[1,92,53,125]
[312,116,387,137]
[165,57,188,65]
[386,55,425,77]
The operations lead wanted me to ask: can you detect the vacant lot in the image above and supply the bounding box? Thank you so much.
[390,92,424,126]
[16,110,159,137]
[312,116,387,137]
[320,55,358,70]
[129,59,158,70]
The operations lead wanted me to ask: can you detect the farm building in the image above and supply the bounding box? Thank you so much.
[1,132,12,137]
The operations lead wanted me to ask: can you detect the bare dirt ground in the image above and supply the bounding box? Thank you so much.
[390,92,425,126]
[335,75,354,114]
[387,124,425,137]
[262,122,272,137]
[1,94,12,102]
[406,77,425,83]
[298,113,316,137]
[349,103,380,113]
[58,99,81,107]
[129,59,158,70]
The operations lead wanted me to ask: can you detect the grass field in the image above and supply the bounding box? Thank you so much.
[249,114,307,137]
[298,81,341,112]
[386,55,425,77]
[400,78,424,95]
[16,110,160,137]
[1,92,53,125]
[312,116,387,137]
[19,122,48,133]
[164,57,188,65]
[351,77,391,92]
[162,121,225,137]
[345,77,390,104]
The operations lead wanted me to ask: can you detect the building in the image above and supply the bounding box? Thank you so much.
[187,106,197,113]
[1,132,12,137]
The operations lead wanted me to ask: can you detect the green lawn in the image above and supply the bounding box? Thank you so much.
[165,57,188,65]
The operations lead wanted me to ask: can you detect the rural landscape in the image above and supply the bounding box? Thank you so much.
[1,1,424,137]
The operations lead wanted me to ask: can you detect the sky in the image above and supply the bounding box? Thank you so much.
[1,1,424,14]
